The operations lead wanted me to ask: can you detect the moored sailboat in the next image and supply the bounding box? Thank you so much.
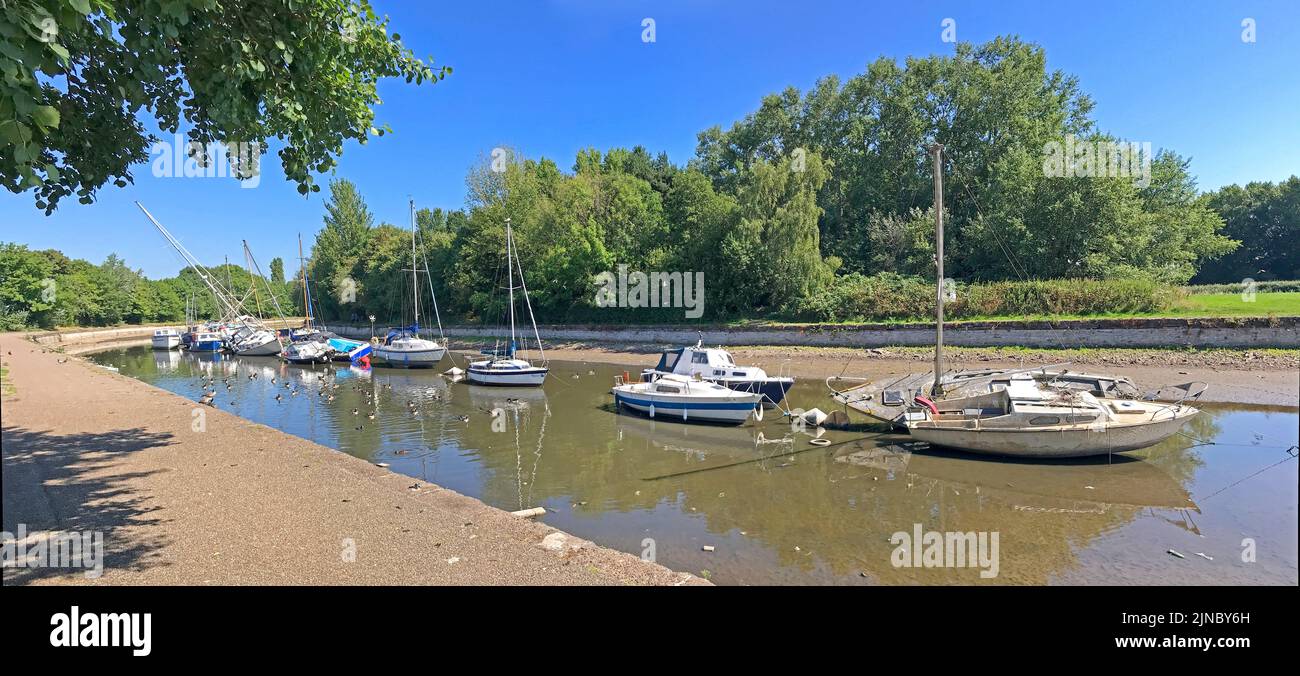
[372,199,446,368]
[466,218,548,387]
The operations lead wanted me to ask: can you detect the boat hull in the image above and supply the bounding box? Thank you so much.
[373,346,446,368]
[613,391,759,425]
[327,338,373,362]
[189,339,223,352]
[907,411,1197,458]
[642,370,793,407]
[467,365,548,386]
[151,335,181,350]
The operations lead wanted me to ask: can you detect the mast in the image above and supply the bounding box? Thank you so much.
[299,234,311,331]
[506,218,516,356]
[930,143,945,397]
[410,199,420,332]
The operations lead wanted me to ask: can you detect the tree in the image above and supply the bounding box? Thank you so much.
[269,257,285,283]
[3,0,450,213]
[310,177,373,318]
[1195,177,1299,282]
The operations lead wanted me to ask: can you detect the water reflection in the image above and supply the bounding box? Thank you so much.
[92,347,1297,586]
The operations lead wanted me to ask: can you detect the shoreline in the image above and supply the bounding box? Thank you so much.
[0,333,705,586]
[21,326,1300,407]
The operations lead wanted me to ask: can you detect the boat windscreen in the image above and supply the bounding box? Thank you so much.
[656,349,682,372]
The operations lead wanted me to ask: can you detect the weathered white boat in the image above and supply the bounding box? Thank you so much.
[151,328,182,350]
[467,218,548,387]
[229,327,282,356]
[612,374,764,425]
[642,339,793,407]
[826,144,1202,458]
[281,332,335,364]
[902,376,1201,458]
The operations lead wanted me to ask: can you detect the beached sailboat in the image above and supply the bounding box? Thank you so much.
[642,338,794,407]
[612,374,764,425]
[281,235,337,364]
[466,219,549,386]
[372,200,447,368]
[828,144,1201,458]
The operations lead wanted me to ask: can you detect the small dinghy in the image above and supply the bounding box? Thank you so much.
[152,328,182,350]
[642,339,793,407]
[612,374,764,425]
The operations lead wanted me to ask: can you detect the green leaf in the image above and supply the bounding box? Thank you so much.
[32,105,60,130]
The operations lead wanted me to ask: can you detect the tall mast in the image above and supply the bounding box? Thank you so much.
[506,218,516,353]
[930,143,945,397]
[299,233,311,331]
[410,199,420,331]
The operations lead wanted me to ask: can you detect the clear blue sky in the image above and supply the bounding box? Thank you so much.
[2,0,1297,278]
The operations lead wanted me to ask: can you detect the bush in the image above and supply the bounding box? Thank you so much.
[1184,280,1300,295]
[785,274,1179,322]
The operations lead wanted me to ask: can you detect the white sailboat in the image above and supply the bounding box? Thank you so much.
[373,199,447,368]
[467,218,548,387]
[612,374,764,425]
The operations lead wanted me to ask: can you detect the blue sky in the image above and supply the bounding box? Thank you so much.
[2,0,1298,278]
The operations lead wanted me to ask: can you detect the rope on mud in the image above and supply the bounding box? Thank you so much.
[1194,445,1298,503]
[640,434,880,482]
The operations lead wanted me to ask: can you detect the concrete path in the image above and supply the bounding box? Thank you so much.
[0,334,703,586]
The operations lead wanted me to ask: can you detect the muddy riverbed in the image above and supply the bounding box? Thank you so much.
[88,346,1298,585]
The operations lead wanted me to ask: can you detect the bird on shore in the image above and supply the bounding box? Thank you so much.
[367,412,376,420]
[457,415,470,423]
[198,392,215,407]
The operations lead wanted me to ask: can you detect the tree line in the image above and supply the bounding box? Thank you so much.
[4,37,1296,330]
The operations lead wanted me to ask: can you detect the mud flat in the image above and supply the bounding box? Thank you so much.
[0,333,704,586]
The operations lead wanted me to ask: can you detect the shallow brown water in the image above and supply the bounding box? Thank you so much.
[91,347,1298,585]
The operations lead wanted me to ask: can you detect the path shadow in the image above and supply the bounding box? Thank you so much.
[1,425,174,584]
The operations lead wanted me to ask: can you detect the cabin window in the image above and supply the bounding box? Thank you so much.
[691,353,708,364]
[656,385,681,394]
[1029,416,1061,425]
[732,371,745,377]
[713,370,725,376]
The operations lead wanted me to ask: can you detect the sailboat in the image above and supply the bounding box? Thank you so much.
[281,235,336,364]
[466,218,549,386]
[829,144,1201,458]
[372,200,447,368]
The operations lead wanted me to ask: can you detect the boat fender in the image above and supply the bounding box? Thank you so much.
[649,404,655,419]
[913,395,939,416]
[753,405,763,422]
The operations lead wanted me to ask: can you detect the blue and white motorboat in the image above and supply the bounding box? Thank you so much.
[612,374,764,425]
[189,331,224,351]
[641,340,794,407]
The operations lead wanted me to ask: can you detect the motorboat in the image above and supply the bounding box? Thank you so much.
[151,328,182,350]
[901,375,1202,458]
[612,374,764,425]
[326,335,373,363]
[642,340,793,407]
[188,331,224,351]
[466,218,548,387]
